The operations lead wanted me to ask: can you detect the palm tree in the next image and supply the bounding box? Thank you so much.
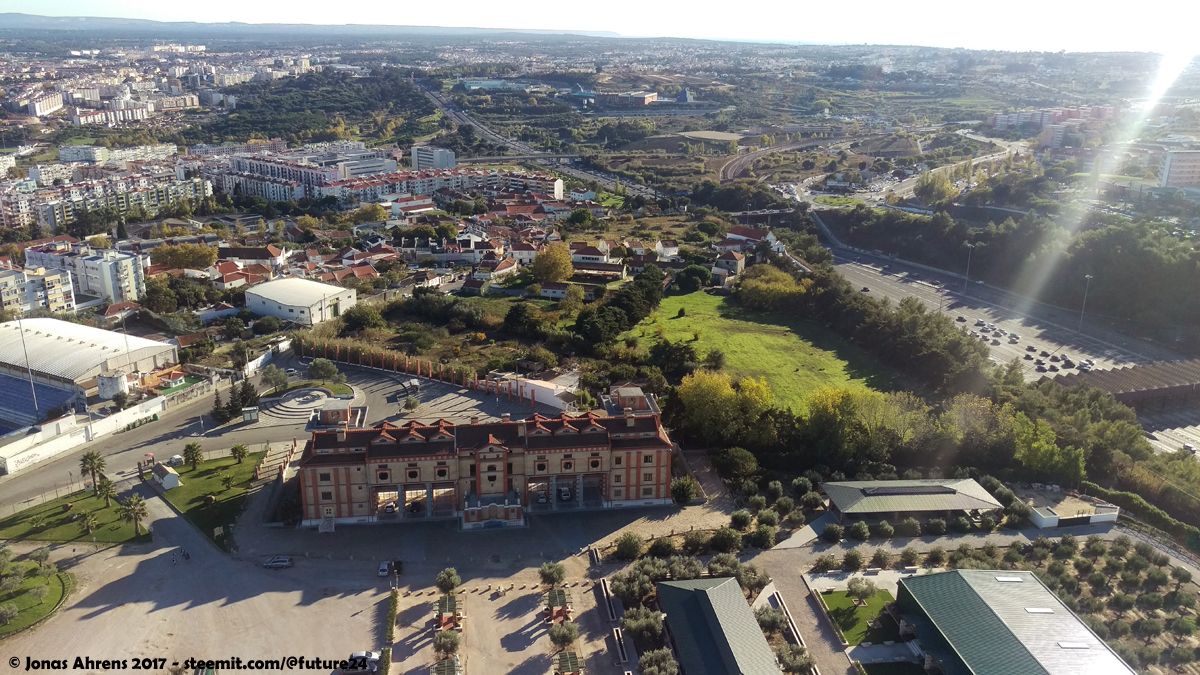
[80,451,105,495]
[183,442,203,472]
[230,444,248,465]
[96,477,116,508]
[80,513,98,535]
[119,495,148,537]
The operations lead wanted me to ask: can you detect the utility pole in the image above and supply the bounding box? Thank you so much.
[1078,274,1094,332]
[962,243,975,295]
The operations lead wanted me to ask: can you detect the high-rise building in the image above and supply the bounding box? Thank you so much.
[27,92,64,117]
[1161,150,1200,189]
[25,244,146,304]
[411,145,456,170]
[0,264,76,316]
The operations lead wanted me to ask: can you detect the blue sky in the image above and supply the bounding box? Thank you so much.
[4,0,1193,54]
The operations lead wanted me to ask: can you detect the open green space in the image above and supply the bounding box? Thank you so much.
[814,195,864,207]
[627,292,896,411]
[597,192,625,209]
[0,560,69,638]
[0,490,147,544]
[268,380,353,397]
[162,453,265,550]
[821,589,897,645]
[159,375,207,396]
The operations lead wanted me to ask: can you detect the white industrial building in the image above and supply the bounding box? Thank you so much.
[411,145,456,170]
[244,277,356,326]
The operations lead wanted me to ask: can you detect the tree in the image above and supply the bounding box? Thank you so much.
[531,242,574,283]
[847,577,878,605]
[230,444,249,465]
[211,391,230,424]
[341,304,386,334]
[142,276,178,314]
[639,648,679,675]
[435,568,461,594]
[731,509,753,530]
[96,477,116,508]
[239,380,259,407]
[674,265,711,293]
[548,621,579,650]
[871,548,894,568]
[914,171,955,204]
[614,532,644,560]
[821,523,844,543]
[432,630,459,656]
[0,602,18,625]
[351,203,387,224]
[80,450,105,495]
[261,364,289,394]
[559,284,585,316]
[183,442,203,471]
[253,316,282,335]
[221,475,234,491]
[1134,618,1164,644]
[222,316,246,340]
[621,606,663,646]
[670,476,700,504]
[802,491,824,510]
[843,550,864,571]
[755,606,787,633]
[152,243,217,270]
[539,562,565,587]
[776,644,814,674]
[80,512,98,535]
[711,447,759,484]
[120,494,148,536]
[308,358,339,381]
[1172,566,1192,590]
[848,521,870,541]
[709,527,743,553]
[111,391,129,411]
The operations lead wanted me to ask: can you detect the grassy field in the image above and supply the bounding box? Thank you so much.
[163,453,265,549]
[268,380,353,397]
[821,589,897,645]
[626,292,896,411]
[814,195,864,207]
[0,561,69,638]
[0,490,147,544]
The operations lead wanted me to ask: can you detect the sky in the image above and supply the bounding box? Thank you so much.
[3,0,1195,54]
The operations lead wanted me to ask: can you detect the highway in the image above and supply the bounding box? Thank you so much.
[418,83,662,200]
[719,137,854,182]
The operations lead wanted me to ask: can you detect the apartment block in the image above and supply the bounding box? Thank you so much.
[0,264,76,315]
[25,244,145,304]
[27,92,64,117]
[1161,150,1200,189]
[32,175,212,230]
[316,169,564,203]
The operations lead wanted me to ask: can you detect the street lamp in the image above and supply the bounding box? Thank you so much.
[961,243,976,295]
[1078,274,1094,332]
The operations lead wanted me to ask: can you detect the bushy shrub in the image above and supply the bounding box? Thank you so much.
[924,518,947,535]
[870,520,894,539]
[821,523,844,543]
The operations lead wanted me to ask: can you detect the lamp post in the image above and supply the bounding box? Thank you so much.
[962,243,976,295]
[1078,274,1094,332]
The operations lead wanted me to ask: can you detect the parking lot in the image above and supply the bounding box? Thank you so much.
[1139,407,1200,455]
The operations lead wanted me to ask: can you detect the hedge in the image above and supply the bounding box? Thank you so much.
[1081,481,1200,550]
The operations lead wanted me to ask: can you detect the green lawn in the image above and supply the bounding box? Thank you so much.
[822,589,897,645]
[0,561,69,638]
[814,195,863,207]
[159,375,207,396]
[162,453,264,550]
[0,490,147,544]
[268,380,353,397]
[627,292,897,411]
[598,192,625,209]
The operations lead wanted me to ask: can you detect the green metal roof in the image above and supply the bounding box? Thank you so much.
[821,478,1002,514]
[656,577,781,675]
[899,570,1135,675]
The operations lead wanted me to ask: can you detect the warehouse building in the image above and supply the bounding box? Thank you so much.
[656,577,782,675]
[896,570,1135,674]
[821,478,1002,523]
[244,277,356,326]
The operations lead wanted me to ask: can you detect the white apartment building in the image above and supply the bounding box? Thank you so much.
[25,244,145,304]
[0,265,76,316]
[228,156,342,196]
[29,164,77,187]
[0,182,38,228]
[33,175,212,230]
[58,146,110,163]
[187,138,286,157]
[0,155,15,175]
[71,107,150,126]
[209,172,305,202]
[411,145,457,170]
[61,144,178,165]
[317,170,564,203]
[1161,150,1200,189]
[28,93,64,117]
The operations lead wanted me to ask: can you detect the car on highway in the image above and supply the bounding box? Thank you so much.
[263,555,293,569]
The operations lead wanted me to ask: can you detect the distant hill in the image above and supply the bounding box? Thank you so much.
[0,13,620,39]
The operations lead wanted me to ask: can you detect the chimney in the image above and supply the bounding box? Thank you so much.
[336,424,347,443]
[624,407,634,428]
[470,415,479,425]
[517,421,526,437]
[501,412,511,422]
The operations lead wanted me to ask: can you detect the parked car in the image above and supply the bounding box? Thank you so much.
[263,555,294,569]
[956,316,966,322]
[383,502,397,513]
[378,561,391,577]
[286,368,299,377]
[168,454,185,467]
[557,487,573,502]
[1026,345,1037,352]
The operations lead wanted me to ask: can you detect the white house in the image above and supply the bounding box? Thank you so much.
[473,257,520,281]
[656,240,680,259]
[571,245,609,264]
[244,277,356,326]
[152,462,182,490]
[508,241,540,265]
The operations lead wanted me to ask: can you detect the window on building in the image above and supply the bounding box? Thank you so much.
[318,472,331,482]
[563,461,573,471]
[644,472,653,482]
[320,491,333,500]
[614,456,622,466]
[614,474,622,484]
[536,462,547,472]
[436,468,447,479]
[642,487,653,497]
[643,455,654,464]
[507,463,513,474]
[613,488,623,498]
[487,464,496,472]
[377,471,389,482]
[469,465,476,477]
[589,459,600,470]
[407,470,418,480]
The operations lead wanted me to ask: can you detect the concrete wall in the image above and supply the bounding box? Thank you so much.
[0,396,166,475]
[1030,507,1059,528]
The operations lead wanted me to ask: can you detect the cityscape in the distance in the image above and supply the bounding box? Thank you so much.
[0,8,1197,675]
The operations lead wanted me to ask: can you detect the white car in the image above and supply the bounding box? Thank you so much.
[377,562,391,577]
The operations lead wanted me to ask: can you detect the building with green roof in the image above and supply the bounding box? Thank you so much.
[656,577,781,675]
[895,569,1135,675]
[821,478,1002,523]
